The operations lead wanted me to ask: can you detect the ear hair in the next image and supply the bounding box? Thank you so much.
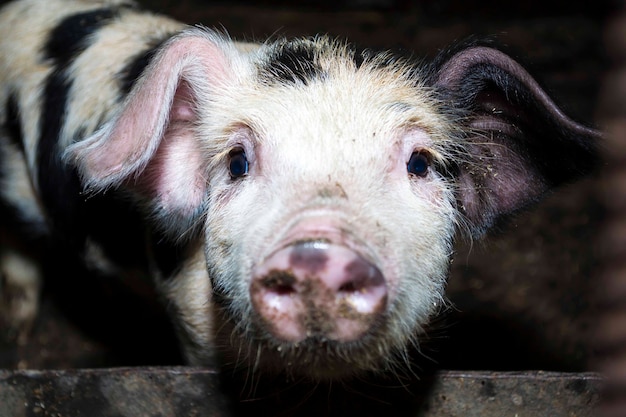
[433,45,601,237]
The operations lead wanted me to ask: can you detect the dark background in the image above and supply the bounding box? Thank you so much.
[0,0,609,375]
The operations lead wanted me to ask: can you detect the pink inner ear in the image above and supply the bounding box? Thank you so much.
[171,80,196,122]
[142,123,206,217]
[458,139,548,235]
[148,79,206,216]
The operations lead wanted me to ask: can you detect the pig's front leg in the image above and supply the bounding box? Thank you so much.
[0,247,41,345]
[156,239,218,366]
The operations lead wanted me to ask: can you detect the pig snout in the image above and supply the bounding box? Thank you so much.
[251,241,387,343]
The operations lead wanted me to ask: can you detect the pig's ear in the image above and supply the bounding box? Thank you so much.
[66,32,232,236]
[432,45,601,237]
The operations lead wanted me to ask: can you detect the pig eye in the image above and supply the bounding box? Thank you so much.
[407,151,430,177]
[228,148,249,179]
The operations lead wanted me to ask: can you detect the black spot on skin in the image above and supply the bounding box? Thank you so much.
[289,242,329,274]
[38,74,150,262]
[38,69,81,238]
[118,39,169,95]
[44,8,121,65]
[36,5,164,266]
[37,7,127,231]
[263,41,325,85]
[5,94,24,154]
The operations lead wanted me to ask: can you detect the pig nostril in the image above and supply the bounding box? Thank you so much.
[344,259,384,289]
[261,270,297,295]
[338,282,358,293]
[273,284,296,296]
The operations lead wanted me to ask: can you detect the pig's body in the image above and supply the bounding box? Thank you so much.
[0,0,599,379]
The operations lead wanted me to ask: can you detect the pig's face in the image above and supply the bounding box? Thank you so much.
[67,30,599,379]
[202,63,458,376]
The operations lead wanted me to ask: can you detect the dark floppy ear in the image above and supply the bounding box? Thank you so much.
[66,31,234,237]
[432,45,602,237]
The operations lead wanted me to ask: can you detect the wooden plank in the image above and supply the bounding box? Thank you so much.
[0,368,601,417]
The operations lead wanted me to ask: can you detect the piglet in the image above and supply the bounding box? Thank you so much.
[0,0,599,379]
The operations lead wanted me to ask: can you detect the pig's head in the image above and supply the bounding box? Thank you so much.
[67,29,600,379]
